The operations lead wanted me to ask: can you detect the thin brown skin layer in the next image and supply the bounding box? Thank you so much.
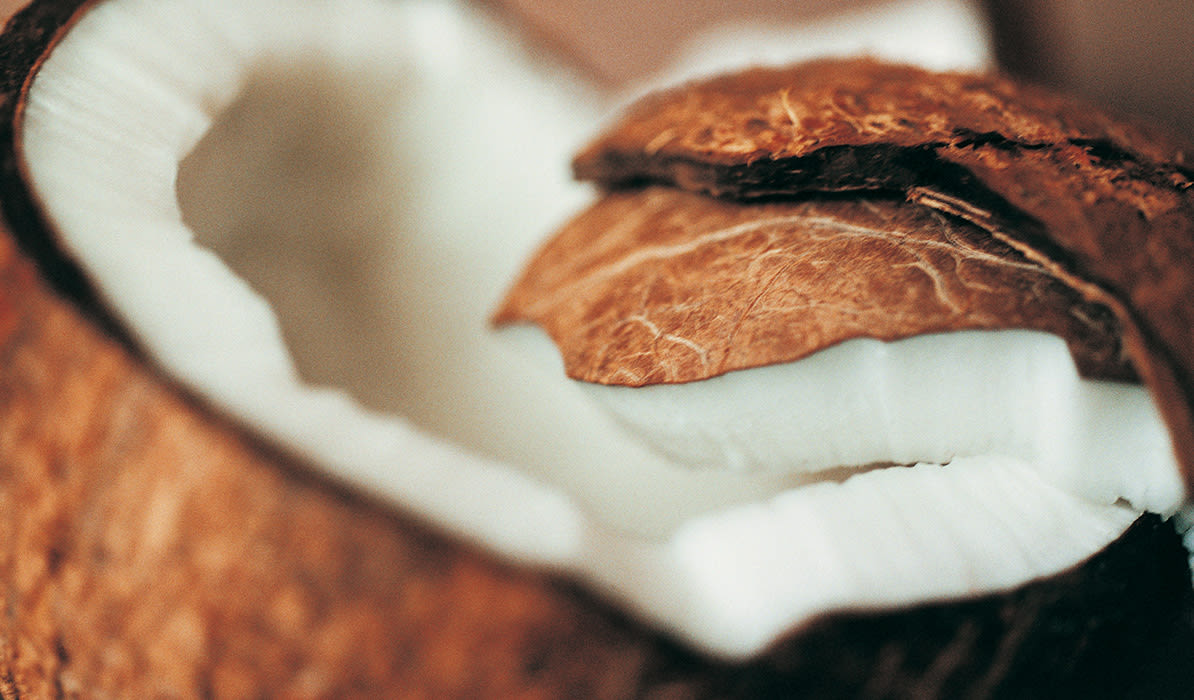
[495,187,1130,386]
[571,57,1194,496]
[0,2,1190,697]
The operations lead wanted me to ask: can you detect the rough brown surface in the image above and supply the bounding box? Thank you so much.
[569,57,1194,492]
[0,4,1192,699]
[0,219,1187,697]
[572,58,1190,184]
[495,187,1130,386]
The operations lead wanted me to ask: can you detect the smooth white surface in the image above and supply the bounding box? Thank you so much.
[18,0,1183,659]
[587,456,1139,656]
[657,0,992,89]
[583,330,1184,515]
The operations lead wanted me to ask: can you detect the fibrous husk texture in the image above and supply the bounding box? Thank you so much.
[0,4,1191,696]
[505,57,1194,491]
[494,187,1130,386]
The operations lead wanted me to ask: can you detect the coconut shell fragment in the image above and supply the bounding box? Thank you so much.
[494,187,1131,387]
[563,57,1194,492]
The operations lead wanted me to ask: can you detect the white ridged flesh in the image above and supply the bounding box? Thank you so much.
[18,0,1185,659]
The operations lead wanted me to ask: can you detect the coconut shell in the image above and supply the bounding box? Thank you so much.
[0,3,1192,697]
[494,186,1131,386]
[0,234,1187,697]
[570,57,1194,494]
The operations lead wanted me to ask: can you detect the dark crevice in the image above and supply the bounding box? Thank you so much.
[52,637,68,667]
[0,667,19,700]
[949,128,1049,151]
[585,129,1192,212]
[1069,137,1194,190]
[44,546,62,577]
[588,143,1075,267]
[1072,137,1152,166]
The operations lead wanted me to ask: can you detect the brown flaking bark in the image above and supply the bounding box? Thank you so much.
[494,187,1129,386]
[568,57,1194,493]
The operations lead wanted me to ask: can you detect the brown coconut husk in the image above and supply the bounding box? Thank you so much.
[568,58,1194,493]
[493,186,1132,386]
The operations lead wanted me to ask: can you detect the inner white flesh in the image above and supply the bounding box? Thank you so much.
[577,331,1183,514]
[19,0,1186,659]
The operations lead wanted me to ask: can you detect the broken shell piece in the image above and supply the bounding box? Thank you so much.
[494,187,1184,515]
[494,188,1134,386]
[569,57,1194,494]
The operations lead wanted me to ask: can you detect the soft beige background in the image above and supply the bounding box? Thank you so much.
[488,0,1194,140]
[493,0,1193,141]
[984,0,1194,140]
[0,0,22,22]
[489,0,889,86]
[5,0,1189,139]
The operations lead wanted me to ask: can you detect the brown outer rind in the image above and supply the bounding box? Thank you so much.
[571,57,1194,495]
[0,3,1191,697]
[494,187,1131,387]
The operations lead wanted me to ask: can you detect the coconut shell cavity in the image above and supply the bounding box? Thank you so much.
[1,0,1192,695]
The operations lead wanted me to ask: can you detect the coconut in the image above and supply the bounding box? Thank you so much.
[0,0,1192,697]
[566,58,1194,493]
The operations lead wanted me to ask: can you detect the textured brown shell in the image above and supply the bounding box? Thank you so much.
[566,58,1194,493]
[495,187,1130,387]
[0,4,1191,697]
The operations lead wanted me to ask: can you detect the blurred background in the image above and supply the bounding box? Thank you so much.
[485,0,1194,139]
[981,0,1194,140]
[2,0,1191,139]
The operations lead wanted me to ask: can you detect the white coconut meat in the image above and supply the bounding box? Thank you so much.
[577,330,1184,514]
[16,0,1188,660]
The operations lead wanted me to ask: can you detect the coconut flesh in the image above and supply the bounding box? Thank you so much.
[16,0,1191,660]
